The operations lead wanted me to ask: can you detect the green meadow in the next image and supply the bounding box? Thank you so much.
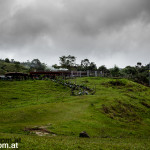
[0,77,150,149]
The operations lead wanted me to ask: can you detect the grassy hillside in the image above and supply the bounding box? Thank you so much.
[0,77,150,149]
[0,61,28,74]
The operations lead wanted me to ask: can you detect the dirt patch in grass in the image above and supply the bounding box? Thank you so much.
[24,126,56,136]
[102,101,142,123]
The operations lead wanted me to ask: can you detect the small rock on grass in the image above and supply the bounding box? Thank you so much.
[79,131,90,138]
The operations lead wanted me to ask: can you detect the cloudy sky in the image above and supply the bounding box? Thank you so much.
[0,0,150,68]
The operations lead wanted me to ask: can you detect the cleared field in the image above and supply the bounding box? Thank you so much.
[0,77,150,149]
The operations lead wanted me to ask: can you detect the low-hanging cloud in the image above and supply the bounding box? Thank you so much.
[0,0,150,67]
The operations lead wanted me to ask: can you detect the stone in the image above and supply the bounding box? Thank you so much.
[79,131,90,138]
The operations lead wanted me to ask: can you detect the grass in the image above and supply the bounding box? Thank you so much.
[0,61,28,74]
[0,77,150,149]
[1,133,150,150]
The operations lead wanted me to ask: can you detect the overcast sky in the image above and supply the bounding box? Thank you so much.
[0,0,150,68]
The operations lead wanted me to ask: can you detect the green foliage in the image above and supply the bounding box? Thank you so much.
[89,62,97,71]
[0,78,150,149]
[123,66,137,75]
[59,55,76,70]
[81,59,90,71]
[110,65,120,77]
[0,60,28,74]
[30,59,46,71]
[5,58,10,63]
[52,64,60,69]
[121,64,149,85]
[98,65,107,72]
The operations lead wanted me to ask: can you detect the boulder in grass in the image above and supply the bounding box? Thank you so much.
[79,131,90,138]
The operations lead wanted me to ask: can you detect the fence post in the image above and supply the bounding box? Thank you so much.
[95,71,97,77]
[71,71,73,78]
[87,70,89,77]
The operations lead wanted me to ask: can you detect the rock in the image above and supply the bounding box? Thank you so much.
[79,131,90,138]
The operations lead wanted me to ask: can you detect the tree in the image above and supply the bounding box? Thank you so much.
[11,59,14,63]
[59,55,76,70]
[14,61,20,65]
[30,59,46,71]
[15,64,20,72]
[98,65,108,73]
[89,62,97,71]
[98,65,109,76]
[52,64,60,69]
[110,65,120,77]
[124,66,137,76]
[134,64,149,84]
[137,62,142,68]
[75,64,83,71]
[81,59,90,71]
[5,58,10,63]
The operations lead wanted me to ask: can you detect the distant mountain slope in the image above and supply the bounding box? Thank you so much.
[0,60,28,74]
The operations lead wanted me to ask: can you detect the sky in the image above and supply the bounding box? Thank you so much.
[0,0,150,68]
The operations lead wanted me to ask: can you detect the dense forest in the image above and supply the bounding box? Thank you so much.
[0,56,149,86]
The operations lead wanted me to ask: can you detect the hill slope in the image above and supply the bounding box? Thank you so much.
[0,77,150,149]
[0,60,28,74]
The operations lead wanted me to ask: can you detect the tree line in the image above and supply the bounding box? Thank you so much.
[52,55,149,86]
[0,56,149,86]
[0,58,47,73]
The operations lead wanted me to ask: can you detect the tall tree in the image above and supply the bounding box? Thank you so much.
[30,59,46,71]
[110,65,120,77]
[98,65,108,73]
[59,55,76,70]
[81,59,90,71]
[5,58,10,63]
[89,62,97,71]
